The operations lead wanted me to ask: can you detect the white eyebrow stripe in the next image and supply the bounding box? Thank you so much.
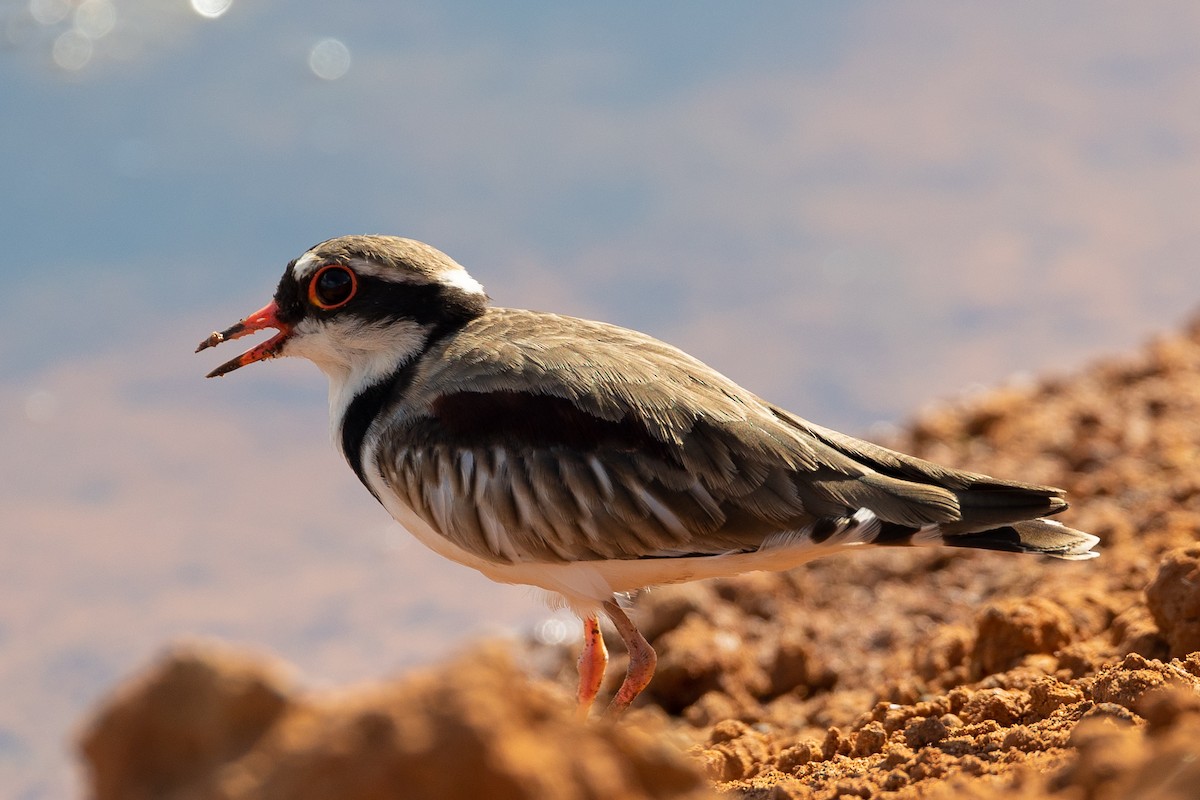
[291,251,322,280]
[438,267,486,297]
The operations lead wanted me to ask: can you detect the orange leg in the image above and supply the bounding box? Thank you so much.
[576,614,608,720]
[602,599,657,717]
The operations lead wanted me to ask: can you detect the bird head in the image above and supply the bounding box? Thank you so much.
[197,236,489,382]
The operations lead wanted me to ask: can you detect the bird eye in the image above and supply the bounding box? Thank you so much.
[308,265,357,310]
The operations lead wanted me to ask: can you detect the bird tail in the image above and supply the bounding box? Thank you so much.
[790,420,1099,560]
[883,517,1099,560]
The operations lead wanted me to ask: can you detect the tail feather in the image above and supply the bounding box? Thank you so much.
[791,415,1077,529]
[953,485,1068,526]
[950,519,1099,560]
[908,518,1099,560]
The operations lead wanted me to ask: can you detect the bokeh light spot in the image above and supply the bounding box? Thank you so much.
[52,28,92,70]
[532,617,571,646]
[29,0,69,26]
[75,0,116,40]
[190,0,232,20]
[308,37,350,81]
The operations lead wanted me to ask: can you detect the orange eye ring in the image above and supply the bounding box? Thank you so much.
[308,264,358,310]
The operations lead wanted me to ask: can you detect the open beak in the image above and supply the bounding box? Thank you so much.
[196,301,292,378]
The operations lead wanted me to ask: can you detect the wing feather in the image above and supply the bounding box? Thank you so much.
[368,309,1069,564]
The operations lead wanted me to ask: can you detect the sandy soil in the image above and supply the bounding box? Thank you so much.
[78,314,1200,799]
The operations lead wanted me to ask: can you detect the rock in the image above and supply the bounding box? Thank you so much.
[850,721,887,757]
[903,716,948,749]
[645,615,764,712]
[1028,678,1084,719]
[696,721,772,782]
[80,641,292,800]
[638,583,719,644]
[971,598,1076,677]
[682,691,742,728]
[775,739,823,773]
[1053,713,1200,800]
[1090,653,1200,712]
[959,688,1027,727]
[1145,547,1200,658]
[765,631,836,699]
[1055,717,1145,796]
[1137,686,1200,734]
[915,625,972,683]
[1110,605,1169,660]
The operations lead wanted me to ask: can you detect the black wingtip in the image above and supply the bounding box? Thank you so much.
[942,520,1099,560]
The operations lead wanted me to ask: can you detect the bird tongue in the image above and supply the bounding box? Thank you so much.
[196,301,292,378]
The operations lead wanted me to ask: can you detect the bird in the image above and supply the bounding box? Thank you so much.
[197,235,1099,718]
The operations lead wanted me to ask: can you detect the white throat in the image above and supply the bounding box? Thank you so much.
[282,316,433,452]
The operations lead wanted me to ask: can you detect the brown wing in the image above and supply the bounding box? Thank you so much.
[373,308,1060,564]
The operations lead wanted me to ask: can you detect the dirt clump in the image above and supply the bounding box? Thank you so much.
[80,642,293,800]
[80,642,711,800]
[971,598,1076,677]
[1145,546,1200,658]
